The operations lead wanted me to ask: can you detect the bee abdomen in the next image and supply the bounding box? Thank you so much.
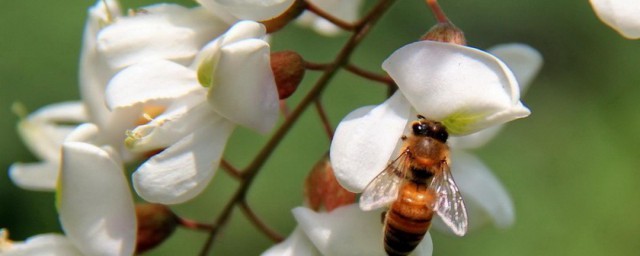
[383,203,433,255]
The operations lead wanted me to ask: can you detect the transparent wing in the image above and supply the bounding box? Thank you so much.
[359,151,409,211]
[431,162,468,236]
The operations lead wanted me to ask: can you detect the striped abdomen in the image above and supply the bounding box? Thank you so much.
[383,182,435,256]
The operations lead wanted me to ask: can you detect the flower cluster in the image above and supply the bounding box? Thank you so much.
[5,0,543,255]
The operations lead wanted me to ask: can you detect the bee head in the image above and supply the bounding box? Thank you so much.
[412,115,448,143]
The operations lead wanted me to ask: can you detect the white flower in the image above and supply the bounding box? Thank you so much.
[9,102,87,191]
[197,0,296,22]
[262,205,433,256]
[57,123,136,256]
[590,0,640,39]
[0,229,83,256]
[297,0,364,36]
[329,42,541,233]
[107,20,278,204]
[9,0,231,192]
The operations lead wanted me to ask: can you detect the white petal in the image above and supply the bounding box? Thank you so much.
[382,41,530,135]
[132,115,235,204]
[16,102,86,162]
[98,5,229,69]
[261,227,320,256]
[590,0,640,39]
[106,60,201,110]
[293,205,385,256]
[4,234,83,256]
[8,162,59,191]
[488,43,543,94]
[58,126,136,256]
[294,205,433,256]
[330,92,411,192]
[208,39,278,133]
[211,0,296,21]
[449,151,514,230]
[126,91,211,152]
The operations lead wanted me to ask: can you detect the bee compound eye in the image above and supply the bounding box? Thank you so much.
[412,123,428,136]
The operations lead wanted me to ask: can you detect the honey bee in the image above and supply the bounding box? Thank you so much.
[360,115,468,256]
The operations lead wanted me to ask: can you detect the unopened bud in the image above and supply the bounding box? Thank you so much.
[304,156,356,212]
[135,204,178,254]
[421,22,466,45]
[261,0,307,33]
[271,51,305,99]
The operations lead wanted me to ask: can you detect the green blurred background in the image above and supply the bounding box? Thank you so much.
[2,0,639,255]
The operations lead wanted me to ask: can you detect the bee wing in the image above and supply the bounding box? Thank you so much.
[431,162,468,236]
[359,151,409,211]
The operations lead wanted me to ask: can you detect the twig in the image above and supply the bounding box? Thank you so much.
[239,200,284,242]
[314,99,333,140]
[345,63,395,86]
[304,1,356,31]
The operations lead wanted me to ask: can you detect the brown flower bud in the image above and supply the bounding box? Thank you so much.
[271,51,305,99]
[304,156,356,212]
[261,0,307,33]
[420,22,466,45]
[135,204,178,254]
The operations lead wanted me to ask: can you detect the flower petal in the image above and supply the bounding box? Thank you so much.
[293,204,432,256]
[125,90,209,152]
[590,0,640,39]
[330,92,411,192]
[16,102,86,162]
[382,41,530,135]
[210,0,296,21]
[97,4,229,69]
[207,38,279,133]
[3,233,83,256]
[132,115,235,204]
[440,151,515,231]
[58,124,136,256]
[488,43,543,94]
[261,227,320,256]
[106,60,201,110]
[8,162,59,191]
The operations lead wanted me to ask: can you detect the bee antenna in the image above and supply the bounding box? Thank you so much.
[417,115,426,120]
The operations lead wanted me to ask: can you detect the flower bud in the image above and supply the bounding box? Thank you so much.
[304,156,356,212]
[135,204,178,254]
[271,51,305,99]
[261,0,307,33]
[420,22,466,45]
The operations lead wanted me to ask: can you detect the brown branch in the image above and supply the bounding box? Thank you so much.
[345,63,395,86]
[239,200,284,242]
[199,0,398,254]
[220,159,242,180]
[177,216,215,232]
[426,0,450,23]
[304,1,356,31]
[303,60,331,71]
[314,99,333,140]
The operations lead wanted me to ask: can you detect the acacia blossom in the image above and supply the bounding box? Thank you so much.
[2,123,137,256]
[590,0,640,39]
[8,0,230,191]
[108,20,279,204]
[263,204,433,256]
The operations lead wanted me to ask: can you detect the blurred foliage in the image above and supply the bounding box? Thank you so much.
[2,0,640,255]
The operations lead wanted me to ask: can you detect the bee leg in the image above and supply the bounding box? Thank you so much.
[380,210,387,224]
[401,135,407,141]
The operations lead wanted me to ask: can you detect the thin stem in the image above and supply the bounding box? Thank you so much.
[239,200,284,242]
[177,217,215,232]
[279,100,291,118]
[220,159,242,180]
[304,1,356,31]
[199,0,397,254]
[303,60,331,71]
[426,0,450,23]
[314,99,333,140]
[345,63,395,86]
